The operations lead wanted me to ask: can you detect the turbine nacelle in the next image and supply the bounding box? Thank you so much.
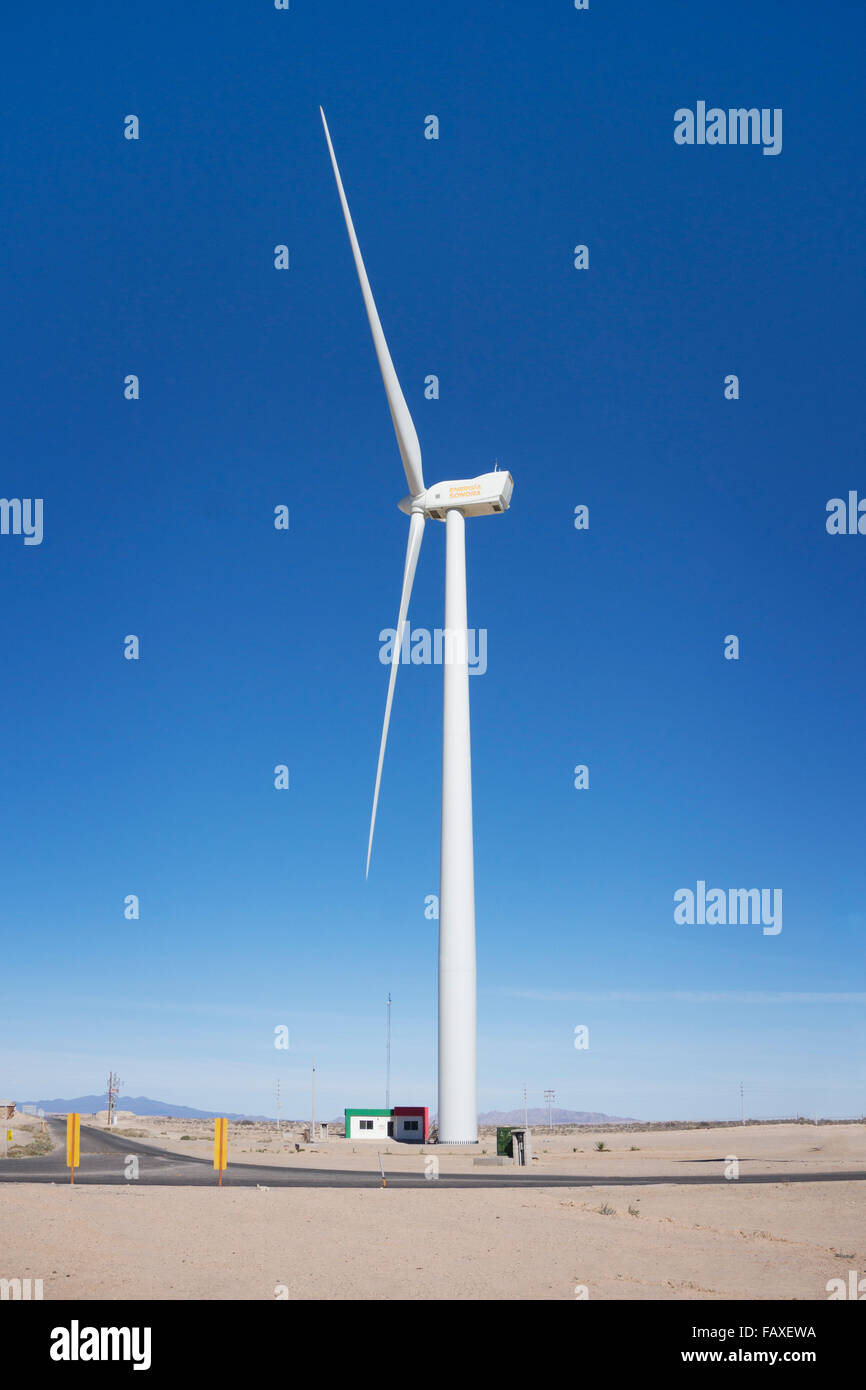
[399,470,515,521]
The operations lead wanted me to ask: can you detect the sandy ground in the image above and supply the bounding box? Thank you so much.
[2,1121,864,1299]
[75,1112,866,1177]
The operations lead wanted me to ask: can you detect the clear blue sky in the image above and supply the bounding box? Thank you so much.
[3,1,864,1122]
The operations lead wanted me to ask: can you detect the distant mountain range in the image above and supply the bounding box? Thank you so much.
[20,1097,637,1127]
[20,1096,271,1122]
[478,1108,637,1125]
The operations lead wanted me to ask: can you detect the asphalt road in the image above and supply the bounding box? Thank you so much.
[0,1122,864,1189]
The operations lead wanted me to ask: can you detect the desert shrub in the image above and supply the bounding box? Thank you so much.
[8,1136,53,1157]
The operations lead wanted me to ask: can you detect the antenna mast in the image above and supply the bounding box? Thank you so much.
[385,993,392,1109]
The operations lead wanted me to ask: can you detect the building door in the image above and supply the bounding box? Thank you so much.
[387,1121,394,1137]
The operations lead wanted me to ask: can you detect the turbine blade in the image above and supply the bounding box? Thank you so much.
[320,107,425,499]
[366,511,425,877]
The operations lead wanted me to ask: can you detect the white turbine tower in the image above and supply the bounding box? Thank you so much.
[321,109,513,1144]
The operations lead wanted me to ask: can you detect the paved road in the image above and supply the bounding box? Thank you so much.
[1,1121,864,1189]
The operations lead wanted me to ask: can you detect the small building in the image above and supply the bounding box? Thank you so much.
[345,1109,392,1140]
[392,1106,428,1142]
[344,1106,429,1142]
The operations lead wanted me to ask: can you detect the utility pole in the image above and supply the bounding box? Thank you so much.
[105,1072,121,1128]
[385,993,392,1110]
[523,1084,528,1130]
[275,1078,281,1136]
[311,1057,317,1143]
[740,1081,745,1125]
[544,1089,555,1131]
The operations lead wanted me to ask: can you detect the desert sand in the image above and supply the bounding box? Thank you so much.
[2,1118,864,1299]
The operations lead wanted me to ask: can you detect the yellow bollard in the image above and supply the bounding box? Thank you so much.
[214,1117,228,1187]
[66,1114,80,1184]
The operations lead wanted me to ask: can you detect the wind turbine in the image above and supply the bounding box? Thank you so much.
[321,109,513,1145]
